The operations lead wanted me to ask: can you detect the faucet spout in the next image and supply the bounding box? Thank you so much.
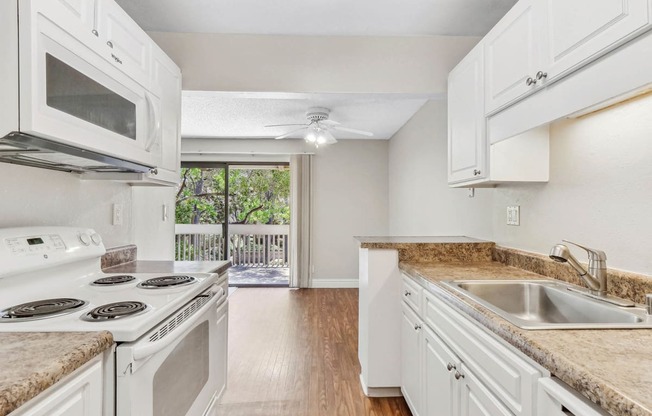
[549,241,607,295]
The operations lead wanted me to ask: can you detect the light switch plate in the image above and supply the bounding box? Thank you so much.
[112,203,123,226]
[507,206,520,226]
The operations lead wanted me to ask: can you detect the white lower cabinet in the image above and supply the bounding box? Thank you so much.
[401,304,423,415]
[423,326,459,416]
[12,354,105,416]
[401,280,545,416]
[459,363,514,416]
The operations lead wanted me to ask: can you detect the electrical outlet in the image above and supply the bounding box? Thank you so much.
[112,203,123,226]
[506,206,520,226]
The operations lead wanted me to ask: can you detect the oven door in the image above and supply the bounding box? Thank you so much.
[19,0,162,167]
[115,287,224,416]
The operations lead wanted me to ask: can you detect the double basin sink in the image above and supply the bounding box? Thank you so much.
[442,280,652,329]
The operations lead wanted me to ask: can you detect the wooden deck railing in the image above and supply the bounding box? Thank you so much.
[175,224,289,267]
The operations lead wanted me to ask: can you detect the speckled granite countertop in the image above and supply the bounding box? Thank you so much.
[355,236,495,263]
[103,260,231,275]
[0,331,114,416]
[400,261,652,416]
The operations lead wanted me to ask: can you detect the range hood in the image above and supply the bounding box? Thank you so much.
[0,132,154,174]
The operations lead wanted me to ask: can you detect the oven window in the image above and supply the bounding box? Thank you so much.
[46,53,137,140]
[153,321,210,416]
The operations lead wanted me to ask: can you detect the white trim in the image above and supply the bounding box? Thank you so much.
[359,374,402,398]
[310,279,359,288]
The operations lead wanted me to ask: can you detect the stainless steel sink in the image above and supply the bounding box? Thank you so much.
[442,280,652,329]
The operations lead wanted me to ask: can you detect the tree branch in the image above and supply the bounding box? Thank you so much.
[176,169,191,199]
[176,192,225,204]
[234,205,264,224]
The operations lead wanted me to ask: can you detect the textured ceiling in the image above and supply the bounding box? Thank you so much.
[116,0,517,37]
[181,92,431,140]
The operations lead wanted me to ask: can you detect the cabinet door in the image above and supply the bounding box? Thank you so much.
[150,45,182,184]
[401,304,422,416]
[542,0,652,81]
[484,0,544,113]
[95,0,151,86]
[423,327,459,416]
[458,364,514,416]
[448,43,486,185]
[14,357,104,416]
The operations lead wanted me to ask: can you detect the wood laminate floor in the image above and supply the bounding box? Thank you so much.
[216,288,411,416]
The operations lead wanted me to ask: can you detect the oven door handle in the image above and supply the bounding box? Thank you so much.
[131,288,222,361]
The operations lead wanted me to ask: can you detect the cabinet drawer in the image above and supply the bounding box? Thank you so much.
[424,290,540,416]
[401,274,422,314]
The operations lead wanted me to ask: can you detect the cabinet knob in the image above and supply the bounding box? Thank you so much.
[107,41,114,48]
[150,168,158,175]
[91,29,99,37]
[454,371,465,380]
[536,71,548,80]
[404,290,411,297]
[526,77,537,86]
[473,169,481,176]
[414,323,422,331]
[446,363,456,372]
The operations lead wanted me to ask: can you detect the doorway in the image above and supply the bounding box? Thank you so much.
[174,162,290,287]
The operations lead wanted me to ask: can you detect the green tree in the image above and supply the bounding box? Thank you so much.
[175,167,290,225]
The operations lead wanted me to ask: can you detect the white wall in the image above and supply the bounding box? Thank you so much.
[493,93,652,275]
[149,32,480,94]
[132,187,176,260]
[0,163,133,248]
[388,100,493,238]
[311,140,389,283]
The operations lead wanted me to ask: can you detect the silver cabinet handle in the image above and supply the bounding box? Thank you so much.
[91,29,98,37]
[446,363,456,372]
[536,71,548,80]
[404,290,411,297]
[149,168,158,175]
[454,371,465,380]
[107,40,113,48]
[526,77,537,86]
[414,323,422,331]
[473,169,481,176]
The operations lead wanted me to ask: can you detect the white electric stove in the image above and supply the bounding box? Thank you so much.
[0,226,228,416]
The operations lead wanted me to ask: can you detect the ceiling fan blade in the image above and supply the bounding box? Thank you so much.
[332,126,374,137]
[320,119,340,126]
[274,127,307,140]
[265,124,309,128]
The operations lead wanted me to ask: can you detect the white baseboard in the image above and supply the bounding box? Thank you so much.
[310,279,359,288]
[359,374,402,398]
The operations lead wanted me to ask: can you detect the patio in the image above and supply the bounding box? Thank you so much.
[175,223,290,287]
[227,265,289,286]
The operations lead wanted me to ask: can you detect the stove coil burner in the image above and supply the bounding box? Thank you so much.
[83,301,148,321]
[91,275,137,286]
[138,275,197,289]
[0,298,88,322]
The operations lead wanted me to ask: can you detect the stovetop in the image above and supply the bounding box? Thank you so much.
[0,226,219,342]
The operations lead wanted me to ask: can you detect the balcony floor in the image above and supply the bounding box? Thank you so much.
[228,265,289,287]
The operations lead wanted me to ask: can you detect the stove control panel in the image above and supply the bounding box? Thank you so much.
[0,227,106,279]
[5,234,67,255]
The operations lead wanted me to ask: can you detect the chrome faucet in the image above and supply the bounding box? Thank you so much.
[549,240,607,296]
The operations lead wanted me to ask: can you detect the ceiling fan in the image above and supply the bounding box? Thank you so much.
[265,107,374,147]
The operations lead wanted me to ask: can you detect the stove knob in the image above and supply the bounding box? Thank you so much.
[78,233,91,246]
[91,233,102,246]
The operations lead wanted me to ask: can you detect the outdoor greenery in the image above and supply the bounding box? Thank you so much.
[175,167,290,225]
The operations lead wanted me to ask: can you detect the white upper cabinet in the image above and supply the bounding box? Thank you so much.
[149,45,182,184]
[55,0,96,31]
[541,0,652,81]
[448,44,486,185]
[484,0,544,114]
[95,0,152,87]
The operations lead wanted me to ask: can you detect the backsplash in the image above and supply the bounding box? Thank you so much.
[101,245,137,270]
[493,246,652,304]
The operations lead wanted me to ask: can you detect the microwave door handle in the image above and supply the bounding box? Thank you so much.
[131,289,221,362]
[144,92,161,152]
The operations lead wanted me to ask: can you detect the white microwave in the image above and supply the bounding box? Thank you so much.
[0,0,162,173]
